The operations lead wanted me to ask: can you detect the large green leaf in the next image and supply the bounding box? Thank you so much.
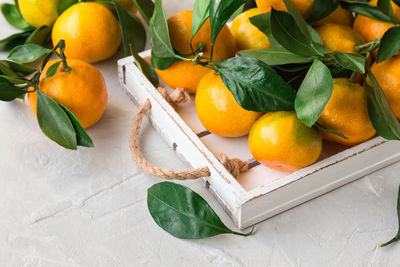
[8,44,53,64]
[340,0,397,23]
[0,83,26,101]
[307,0,339,23]
[270,9,318,56]
[377,27,400,63]
[239,47,313,65]
[215,56,296,112]
[150,51,181,70]
[1,3,31,30]
[133,0,155,24]
[192,0,212,38]
[281,0,312,43]
[147,182,253,239]
[380,186,400,247]
[149,0,176,59]
[295,59,333,127]
[365,67,400,140]
[36,91,77,150]
[333,52,366,74]
[60,104,94,148]
[209,0,247,47]
[113,0,146,55]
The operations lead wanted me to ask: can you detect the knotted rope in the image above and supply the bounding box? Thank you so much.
[130,88,248,180]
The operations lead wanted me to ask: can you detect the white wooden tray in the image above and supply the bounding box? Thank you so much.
[118,51,400,229]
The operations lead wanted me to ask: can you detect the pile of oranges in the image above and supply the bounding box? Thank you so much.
[154,0,400,172]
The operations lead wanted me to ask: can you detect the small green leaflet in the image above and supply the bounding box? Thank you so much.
[333,52,366,74]
[25,26,51,45]
[380,185,400,247]
[131,45,159,87]
[1,3,31,30]
[147,182,254,239]
[281,0,312,43]
[377,27,400,63]
[46,61,61,78]
[365,67,400,140]
[58,0,78,14]
[249,13,282,48]
[239,47,313,66]
[36,91,78,150]
[0,30,32,51]
[377,0,398,24]
[295,59,333,127]
[215,56,296,112]
[8,44,53,64]
[315,122,349,140]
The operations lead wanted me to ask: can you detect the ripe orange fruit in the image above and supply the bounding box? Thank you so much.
[52,2,122,64]
[195,71,262,137]
[256,0,314,18]
[315,23,364,54]
[231,8,271,51]
[313,6,353,27]
[155,10,236,94]
[369,56,400,119]
[116,0,137,13]
[317,78,375,146]
[353,0,400,47]
[248,111,322,172]
[28,59,108,128]
[19,0,60,28]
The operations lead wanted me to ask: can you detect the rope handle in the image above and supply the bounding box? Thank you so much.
[129,88,249,180]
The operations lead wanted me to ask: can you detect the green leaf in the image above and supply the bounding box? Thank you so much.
[377,0,398,24]
[0,74,28,84]
[377,27,400,63]
[8,44,53,64]
[270,8,318,56]
[209,0,247,46]
[131,46,159,87]
[307,0,339,23]
[333,52,366,74]
[315,122,348,140]
[0,83,26,101]
[215,56,296,112]
[192,0,212,38]
[25,25,51,45]
[149,0,176,59]
[147,182,254,239]
[46,61,61,78]
[0,30,33,51]
[36,91,77,150]
[112,0,146,56]
[133,0,155,24]
[59,104,94,148]
[58,0,78,14]
[249,13,282,48]
[365,68,400,140]
[0,60,35,75]
[380,185,400,247]
[150,51,181,70]
[295,59,333,127]
[1,3,31,30]
[281,0,312,43]
[239,47,313,65]
[340,1,397,23]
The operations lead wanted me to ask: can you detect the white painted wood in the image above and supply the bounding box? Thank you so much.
[118,52,400,230]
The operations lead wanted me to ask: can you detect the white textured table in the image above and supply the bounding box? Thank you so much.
[1,1,400,266]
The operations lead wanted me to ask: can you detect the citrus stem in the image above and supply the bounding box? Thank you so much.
[355,39,380,52]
